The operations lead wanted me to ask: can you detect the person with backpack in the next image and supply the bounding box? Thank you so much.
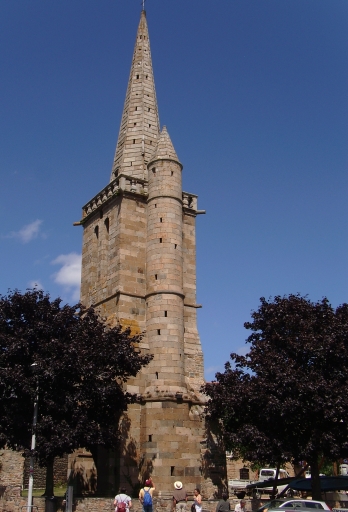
[139,478,155,512]
[114,487,132,512]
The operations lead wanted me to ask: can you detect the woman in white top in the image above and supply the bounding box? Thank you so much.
[114,488,132,512]
[194,488,202,512]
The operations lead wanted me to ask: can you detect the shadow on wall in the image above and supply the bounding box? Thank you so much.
[68,459,97,495]
[118,412,150,497]
[68,411,161,498]
[201,417,228,499]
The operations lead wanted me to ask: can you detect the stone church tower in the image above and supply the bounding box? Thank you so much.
[76,10,215,496]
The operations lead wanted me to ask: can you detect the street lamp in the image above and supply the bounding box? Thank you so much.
[27,363,39,512]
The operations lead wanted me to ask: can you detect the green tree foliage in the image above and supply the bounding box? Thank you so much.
[203,294,348,500]
[0,289,152,495]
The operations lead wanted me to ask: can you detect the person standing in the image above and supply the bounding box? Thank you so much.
[173,481,188,512]
[216,493,230,512]
[234,499,246,512]
[114,488,132,512]
[193,488,202,512]
[139,479,155,512]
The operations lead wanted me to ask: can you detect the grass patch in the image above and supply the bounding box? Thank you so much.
[22,487,66,498]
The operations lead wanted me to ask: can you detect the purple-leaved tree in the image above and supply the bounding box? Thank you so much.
[203,294,348,500]
[0,289,152,497]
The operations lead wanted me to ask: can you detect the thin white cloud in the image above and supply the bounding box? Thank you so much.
[51,252,82,301]
[236,344,249,356]
[6,219,43,243]
[28,280,44,290]
[204,366,222,379]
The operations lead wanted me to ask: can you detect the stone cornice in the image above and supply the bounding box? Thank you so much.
[77,174,200,224]
[145,290,185,300]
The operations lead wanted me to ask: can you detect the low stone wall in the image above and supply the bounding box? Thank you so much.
[1,490,346,512]
[0,492,243,512]
[23,455,69,489]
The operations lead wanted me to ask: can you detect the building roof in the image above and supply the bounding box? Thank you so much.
[148,126,181,168]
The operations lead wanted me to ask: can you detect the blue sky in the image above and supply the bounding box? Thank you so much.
[1,0,347,380]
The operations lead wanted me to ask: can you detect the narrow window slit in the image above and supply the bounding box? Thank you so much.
[164,311,167,317]
[159,238,162,243]
[157,329,161,335]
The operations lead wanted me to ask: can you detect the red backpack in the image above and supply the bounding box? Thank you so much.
[116,498,127,512]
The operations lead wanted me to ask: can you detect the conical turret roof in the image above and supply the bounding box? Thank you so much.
[148,126,182,168]
[110,10,160,181]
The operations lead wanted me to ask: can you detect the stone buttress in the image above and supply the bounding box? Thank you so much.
[74,10,217,497]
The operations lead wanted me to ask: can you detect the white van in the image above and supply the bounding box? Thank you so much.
[258,468,291,495]
[259,468,290,482]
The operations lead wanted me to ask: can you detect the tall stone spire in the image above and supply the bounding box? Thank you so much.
[110,10,160,181]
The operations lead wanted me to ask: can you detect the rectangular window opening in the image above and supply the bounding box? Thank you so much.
[164,311,167,317]
[155,274,157,280]
[133,139,135,144]
[159,238,162,243]
[171,467,175,476]
[149,435,152,442]
[160,218,162,223]
[157,329,161,335]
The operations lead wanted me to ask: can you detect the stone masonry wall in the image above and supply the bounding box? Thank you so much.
[1,493,346,512]
[0,450,24,488]
[22,454,69,489]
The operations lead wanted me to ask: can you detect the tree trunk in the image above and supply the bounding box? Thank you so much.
[310,457,322,501]
[44,458,54,497]
[90,445,112,496]
[271,461,281,499]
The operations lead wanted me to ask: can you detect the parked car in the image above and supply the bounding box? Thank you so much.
[256,499,332,512]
